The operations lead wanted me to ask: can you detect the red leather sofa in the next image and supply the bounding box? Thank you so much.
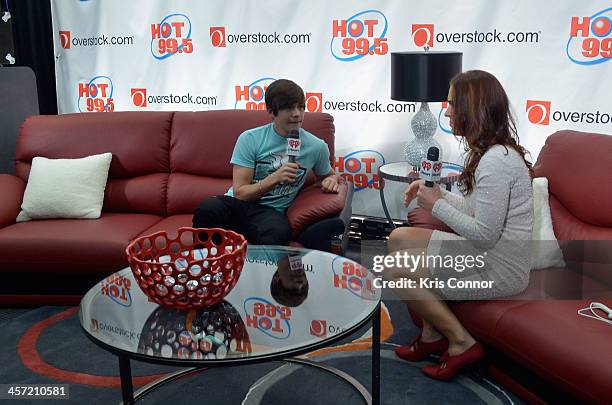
[0,110,352,305]
[408,130,612,404]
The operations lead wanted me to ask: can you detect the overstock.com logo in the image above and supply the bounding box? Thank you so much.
[526,100,551,125]
[412,24,434,48]
[210,26,226,47]
[309,320,346,337]
[305,92,323,112]
[77,76,114,113]
[59,30,71,49]
[526,99,612,126]
[567,7,612,65]
[411,22,540,48]
[150,13,193,60]
[131,88,147,107]
[310,320,327,338]
[331,9,388,61]
[209,26,310,47]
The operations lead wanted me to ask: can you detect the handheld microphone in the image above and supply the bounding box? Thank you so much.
[287,130,301,163]
[288,251,304,272]
[419,146,442,187]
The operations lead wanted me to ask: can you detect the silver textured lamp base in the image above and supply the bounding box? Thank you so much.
[404,102,441,169]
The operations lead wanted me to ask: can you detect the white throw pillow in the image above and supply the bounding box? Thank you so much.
[16,153,112,222]
[531,177,566,269]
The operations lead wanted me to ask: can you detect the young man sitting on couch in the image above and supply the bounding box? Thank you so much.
[192,79,339,245]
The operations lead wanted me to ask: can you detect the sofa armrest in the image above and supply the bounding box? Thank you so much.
[287,177,351,238]
[407,207,454,233]
[0,174,26,228]
[297,183,354,253]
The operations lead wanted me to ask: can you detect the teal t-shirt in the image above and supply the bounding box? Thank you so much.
[226,123,333,212]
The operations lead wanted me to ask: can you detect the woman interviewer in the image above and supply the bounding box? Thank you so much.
[385,70,534,380]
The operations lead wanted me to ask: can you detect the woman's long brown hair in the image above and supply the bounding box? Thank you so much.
[450,70,534,195]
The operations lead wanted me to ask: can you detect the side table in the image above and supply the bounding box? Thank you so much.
[378,161,462,229]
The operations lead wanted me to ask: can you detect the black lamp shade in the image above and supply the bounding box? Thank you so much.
[391,52,462,102]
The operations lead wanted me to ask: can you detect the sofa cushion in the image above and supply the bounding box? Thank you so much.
[167,110,335,214]
[548,194,612,241]
[170,110,335,178]
[17,153,112,222]
[531,177,565,269]
[136,214,192,238]
[16,112,173,215]
[166,173,231,216]
[492,300,612,404]
[0,213,162,274]
[451,296,612,404]
[103,174,168,216]
[534,130,612,228]
[450,300,530,338]
[517,267,612,300]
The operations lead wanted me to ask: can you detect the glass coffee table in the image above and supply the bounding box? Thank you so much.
[79,245,381,404]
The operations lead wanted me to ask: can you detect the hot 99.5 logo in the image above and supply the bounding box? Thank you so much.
[333,150,385,192]
[150,13,193,60]
[244,297,292,340]
[77,76,114,113]
[331,10,388,61]
[438,101,453,134]
[332,258,376,300]
[567,7,612,65]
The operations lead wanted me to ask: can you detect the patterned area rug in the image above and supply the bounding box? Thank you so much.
[0,301,522,404]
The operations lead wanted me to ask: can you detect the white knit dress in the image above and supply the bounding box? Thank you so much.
[428,145,533,300]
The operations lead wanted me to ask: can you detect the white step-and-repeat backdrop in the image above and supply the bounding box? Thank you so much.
[51,0,612,219]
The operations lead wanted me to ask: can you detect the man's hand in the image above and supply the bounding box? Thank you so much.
[321,175,340,193]
[404,180,423,207]
[416,182,442,212]
[271,162,299,184]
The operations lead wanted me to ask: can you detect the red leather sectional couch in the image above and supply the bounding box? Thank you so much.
[0,110,352,305]
[409,130,612,404]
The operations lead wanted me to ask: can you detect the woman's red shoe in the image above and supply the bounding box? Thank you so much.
[394,335,449,362]
[421,342,485,381]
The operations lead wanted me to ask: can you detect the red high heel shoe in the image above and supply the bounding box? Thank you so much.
[421,342,485,381]
[395,334,449,362]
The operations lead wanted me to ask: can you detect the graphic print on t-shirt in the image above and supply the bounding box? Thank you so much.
[254,152,306,203]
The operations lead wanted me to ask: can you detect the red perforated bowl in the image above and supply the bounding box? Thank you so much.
[126,227,247,310]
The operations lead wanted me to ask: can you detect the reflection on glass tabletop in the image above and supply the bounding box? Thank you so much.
[79,245,380,364]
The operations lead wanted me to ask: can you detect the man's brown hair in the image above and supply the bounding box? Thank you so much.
[265,79,306,115]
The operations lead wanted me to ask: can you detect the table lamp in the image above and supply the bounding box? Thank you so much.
[391,51,462,169]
